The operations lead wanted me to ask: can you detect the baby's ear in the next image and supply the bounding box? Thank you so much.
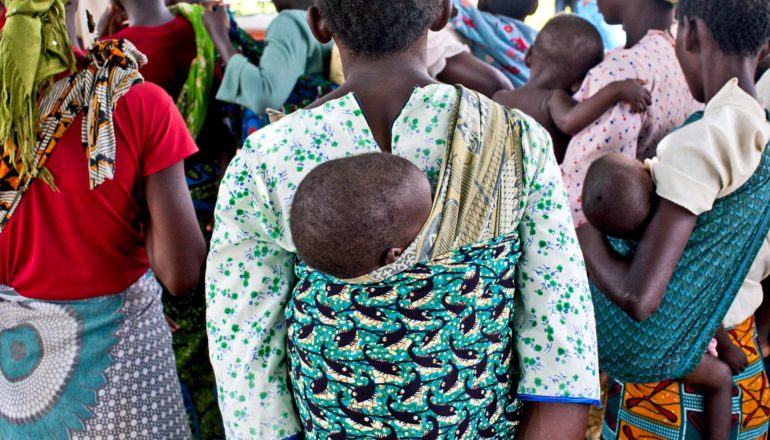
[383,248,403,265]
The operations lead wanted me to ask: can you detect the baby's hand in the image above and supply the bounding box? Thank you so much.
[612,79,652,113]
[718,341,749,375]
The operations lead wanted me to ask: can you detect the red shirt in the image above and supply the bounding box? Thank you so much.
[0,82,198,300]
[108,16,197,100]
[1,6,6,30]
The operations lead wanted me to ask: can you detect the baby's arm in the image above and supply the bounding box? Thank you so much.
[577,199,697,321]
[715,325,748,374]
[548,80,652,136]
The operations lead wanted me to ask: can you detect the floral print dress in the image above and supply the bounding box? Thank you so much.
[206,84,600,439]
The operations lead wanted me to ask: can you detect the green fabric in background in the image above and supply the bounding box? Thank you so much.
[171,2,216,139]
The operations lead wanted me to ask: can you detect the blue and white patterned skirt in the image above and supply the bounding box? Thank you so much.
[0,272,191,439]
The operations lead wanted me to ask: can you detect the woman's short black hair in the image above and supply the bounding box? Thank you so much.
[315,0,442,58]
[678,0,770,56]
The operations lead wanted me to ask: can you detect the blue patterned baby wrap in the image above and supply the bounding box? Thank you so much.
[0,273,190,439]
[287,234,523,439]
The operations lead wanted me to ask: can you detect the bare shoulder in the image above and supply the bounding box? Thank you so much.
[492,88,522,108]
[495,88,554,126]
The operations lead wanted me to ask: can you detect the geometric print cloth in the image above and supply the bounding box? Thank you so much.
[602,316,770,439]
[288,234,523,439]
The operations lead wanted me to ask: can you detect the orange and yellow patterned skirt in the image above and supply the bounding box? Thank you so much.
[602,316,770,439]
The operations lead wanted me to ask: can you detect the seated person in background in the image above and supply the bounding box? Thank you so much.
[428,27,514,98]
[203,0,332,115]
[494,15,650,163]
[451,0,539,88]
[582,153,753,439]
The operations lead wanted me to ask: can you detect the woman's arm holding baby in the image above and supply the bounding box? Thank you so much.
[577,199,697,321]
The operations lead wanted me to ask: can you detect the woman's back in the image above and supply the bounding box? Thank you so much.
[107,16,197,100]
[0,82,197,300]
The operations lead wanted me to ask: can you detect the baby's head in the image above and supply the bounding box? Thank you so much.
[290,153,432,279]
[582,153,656,239]
[478,0,539,21]
[527,15,604,91]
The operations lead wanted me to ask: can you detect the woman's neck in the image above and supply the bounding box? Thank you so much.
[124,1,175,27]
[703,55,759,103]
[335,49,437,152]
[623,4,674,48]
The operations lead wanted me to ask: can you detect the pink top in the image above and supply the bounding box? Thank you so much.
[560,29,702,228]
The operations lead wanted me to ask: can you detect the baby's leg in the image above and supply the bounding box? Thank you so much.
[681,354,734,440]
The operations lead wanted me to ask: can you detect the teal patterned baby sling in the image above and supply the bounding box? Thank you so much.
[287,234,523,439]
[592,111,770,383]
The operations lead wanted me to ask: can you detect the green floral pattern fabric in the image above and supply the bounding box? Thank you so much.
[206,84,600,439]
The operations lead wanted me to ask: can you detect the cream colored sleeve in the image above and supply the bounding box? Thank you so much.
[646,104,769,215]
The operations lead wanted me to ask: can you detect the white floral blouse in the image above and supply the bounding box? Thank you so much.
[206,84,600,439]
